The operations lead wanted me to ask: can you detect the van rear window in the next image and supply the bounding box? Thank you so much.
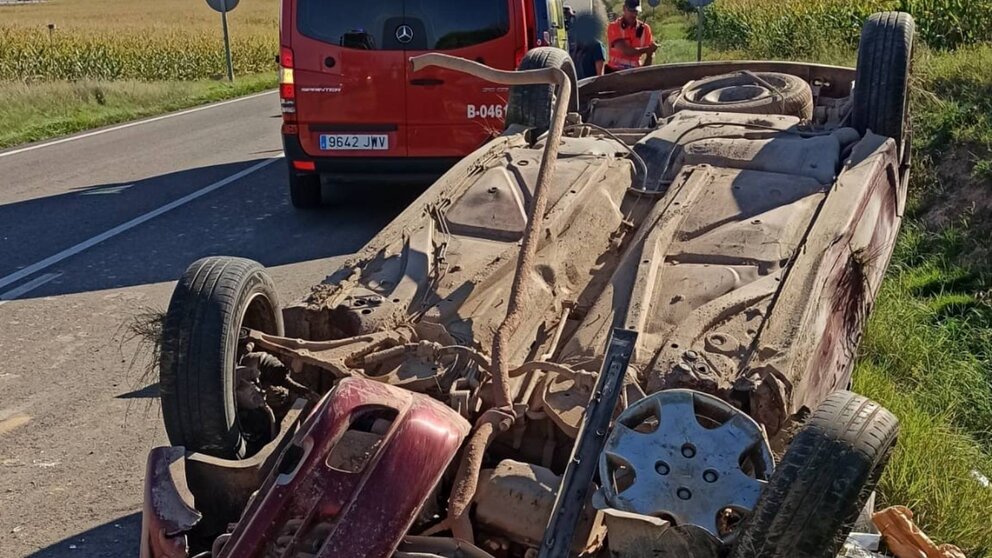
[297,0,509,50]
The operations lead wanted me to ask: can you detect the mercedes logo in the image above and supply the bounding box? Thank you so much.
[395,25,414,43]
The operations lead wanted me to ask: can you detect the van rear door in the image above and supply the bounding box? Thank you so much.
[291,0,408,158]
[403,0,522,158]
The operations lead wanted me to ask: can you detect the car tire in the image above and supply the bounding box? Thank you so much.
[505,47,580,135]
[852,12,915,159]
[160,256,284,459]
[288,168,322,209]
[729,390,899,558]
[672,71,814,120]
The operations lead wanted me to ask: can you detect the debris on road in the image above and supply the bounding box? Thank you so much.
[970,469,990,488]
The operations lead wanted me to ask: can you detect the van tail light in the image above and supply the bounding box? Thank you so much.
[279,46,297,124]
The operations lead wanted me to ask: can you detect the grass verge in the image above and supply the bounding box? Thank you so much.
[855,222,992,555]
[0,73,276,149]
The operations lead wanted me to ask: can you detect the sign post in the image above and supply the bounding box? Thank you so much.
[688,0,715,63]
[206,0,240,81]
[647,0,660,17]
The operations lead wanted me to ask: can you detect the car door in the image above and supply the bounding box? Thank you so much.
[403,0,523,158]
[291,0,409,158]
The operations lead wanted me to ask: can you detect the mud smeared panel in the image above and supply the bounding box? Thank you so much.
[743,133,904,435]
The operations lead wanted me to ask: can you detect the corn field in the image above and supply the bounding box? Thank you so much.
[0,28,277,81]
[0,0,279,82]
[701,0,992,58]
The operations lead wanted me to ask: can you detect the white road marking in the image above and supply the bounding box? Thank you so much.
[0,273,62,305]
[0,157,280,292]
[0,90,277,159]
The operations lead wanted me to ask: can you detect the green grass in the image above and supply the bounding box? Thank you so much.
[854,225,992,555]
[0,73,276,149]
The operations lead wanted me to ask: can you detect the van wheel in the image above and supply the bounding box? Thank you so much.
[852,12,915,159]
[288,168,322,209]
[159,256,284,459]
[729,391,899,558]
[505,47,580,135]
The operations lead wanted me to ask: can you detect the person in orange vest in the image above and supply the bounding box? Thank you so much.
[606,0,658,72]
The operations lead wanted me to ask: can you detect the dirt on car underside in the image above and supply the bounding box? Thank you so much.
[141,29,915,556]
[285,106,901,442]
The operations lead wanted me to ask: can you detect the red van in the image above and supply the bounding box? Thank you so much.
[280,0,547,207]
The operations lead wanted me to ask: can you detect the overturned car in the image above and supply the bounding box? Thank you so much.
[140,11,915,558]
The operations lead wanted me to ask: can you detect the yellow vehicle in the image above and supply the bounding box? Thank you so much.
[534,0,568,50]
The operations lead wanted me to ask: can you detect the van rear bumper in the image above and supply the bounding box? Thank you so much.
[282,134,459,184]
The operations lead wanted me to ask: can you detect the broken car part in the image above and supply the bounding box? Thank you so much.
[538,328,637,558]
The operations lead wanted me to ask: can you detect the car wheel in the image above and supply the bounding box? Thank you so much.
[160,256,284,459]
[729,390,899,558]
[288,167,322,209]
[505,47,580,135]
[852,11,915,160]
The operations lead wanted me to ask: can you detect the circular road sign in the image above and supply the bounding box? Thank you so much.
[647,0,661,6]
[687,0,715,6]
[206,0,239,13]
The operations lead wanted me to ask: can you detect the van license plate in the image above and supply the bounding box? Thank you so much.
[319,134,389,151]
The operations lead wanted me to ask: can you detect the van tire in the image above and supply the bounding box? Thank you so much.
[852,12,915,158]
[505,47,580,134]
[289,169,322,209]
[729,391,899,558]
[159,256,284,459]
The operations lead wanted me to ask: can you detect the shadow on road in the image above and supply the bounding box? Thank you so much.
[0,158,426,299]
[117,383,160,399]
[24,512,140,558]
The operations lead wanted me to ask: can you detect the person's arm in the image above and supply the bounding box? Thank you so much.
[642,25,657,65]
[611,39,654,57]
[595,43,607,75]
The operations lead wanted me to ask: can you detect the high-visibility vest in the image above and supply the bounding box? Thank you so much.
[606,18,654,70]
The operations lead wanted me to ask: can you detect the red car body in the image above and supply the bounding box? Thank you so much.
[139,378,470,558]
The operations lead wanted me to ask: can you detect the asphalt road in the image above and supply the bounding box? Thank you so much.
[0,91,422,557]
